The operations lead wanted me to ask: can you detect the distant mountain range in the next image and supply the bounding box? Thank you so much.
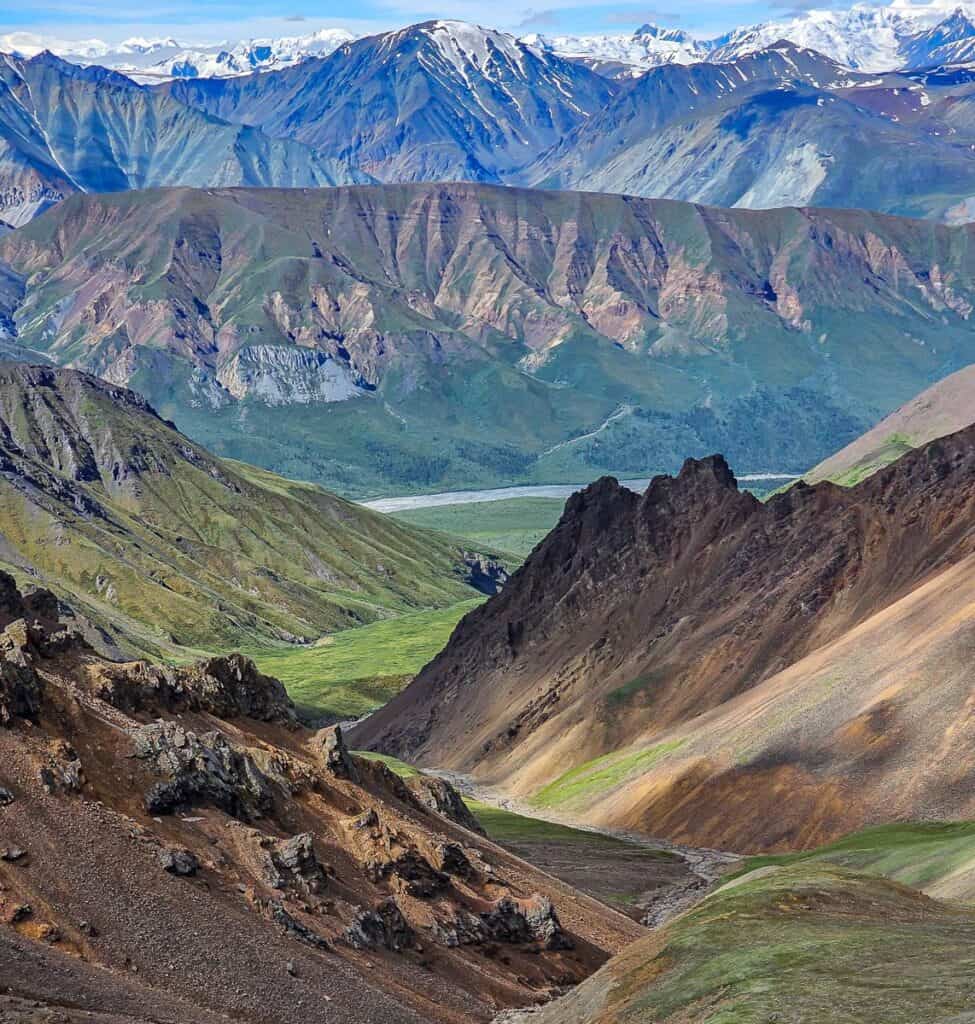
[162,22,615,184]
[10,3,975,83]
[529,4,975,76]
[0,51,365,226]
[6,183,975,496]
[0,27,355,81]
[7,19,975,227]
[522,42,975,218]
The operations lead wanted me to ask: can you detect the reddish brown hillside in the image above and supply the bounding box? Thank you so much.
[353,426,975,850]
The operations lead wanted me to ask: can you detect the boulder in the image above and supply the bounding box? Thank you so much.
[481,895,574,950]
[261,832,329,894]
[344,898,414,951]
[158,847,199,876]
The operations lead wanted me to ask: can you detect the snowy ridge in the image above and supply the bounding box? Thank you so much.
[525,2,975,74]
[0,27,354,81]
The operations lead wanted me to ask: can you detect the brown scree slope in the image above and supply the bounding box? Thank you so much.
[0,576,641,1023]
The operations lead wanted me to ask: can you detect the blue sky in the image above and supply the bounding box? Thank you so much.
[0,0,880,45]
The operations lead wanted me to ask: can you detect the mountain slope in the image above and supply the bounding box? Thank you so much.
[0,51,363,226]
[805,363,975,485]
[523,42,975,219]
[162,21,616,183]
[0,363,485,657]
[8,184,975,495]
[353,424,975,851]
[0,578,639,1023]
[502,861,975,1024]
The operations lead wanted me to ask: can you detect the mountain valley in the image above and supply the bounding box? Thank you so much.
[354,423,975,851]
[5,2,975,1021]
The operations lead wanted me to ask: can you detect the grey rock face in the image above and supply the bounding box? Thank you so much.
[132,721,273,819]
[261,833,330,895]
[344,898,414,951]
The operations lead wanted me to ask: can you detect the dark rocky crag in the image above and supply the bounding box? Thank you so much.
[353,424,975,851]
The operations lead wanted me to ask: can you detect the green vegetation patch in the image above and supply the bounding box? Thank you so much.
[352,751,420,779]
[391,497,565,560]
[530,739,686,810]
[826,432,916,488]
[610,863,975,1024]
[730,821,975,899]
[246,598,482,720]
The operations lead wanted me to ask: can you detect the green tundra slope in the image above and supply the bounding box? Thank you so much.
[0,363,483,658]
[507,821,975,1024]
[8,184,975,495]
[390,498,566,560]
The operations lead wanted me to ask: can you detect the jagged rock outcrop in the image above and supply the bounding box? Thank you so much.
[344,898,415,951]
[260,833,330,895]
[432,895,573,950]
[367,850,449,898]
[0,573,641,1022]
[312,724,358,780]
[93,654,297,725]
[132,721,274,819]
[404,775,486,836]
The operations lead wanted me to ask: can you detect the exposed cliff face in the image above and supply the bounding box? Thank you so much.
[215,346,368,405]
[353,425,975,851]
[0,575,639,1023]
[6,184,975,494]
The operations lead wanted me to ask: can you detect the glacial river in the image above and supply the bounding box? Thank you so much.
[361,473,798,514]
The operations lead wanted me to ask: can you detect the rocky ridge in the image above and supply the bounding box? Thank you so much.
[354,422,975,851]
[0,574,641,1022]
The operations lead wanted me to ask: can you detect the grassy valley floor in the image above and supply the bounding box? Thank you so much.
[390,497,566,561]
[245,598,483,721]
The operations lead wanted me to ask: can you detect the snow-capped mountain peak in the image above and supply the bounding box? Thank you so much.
[522,2,975,76]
